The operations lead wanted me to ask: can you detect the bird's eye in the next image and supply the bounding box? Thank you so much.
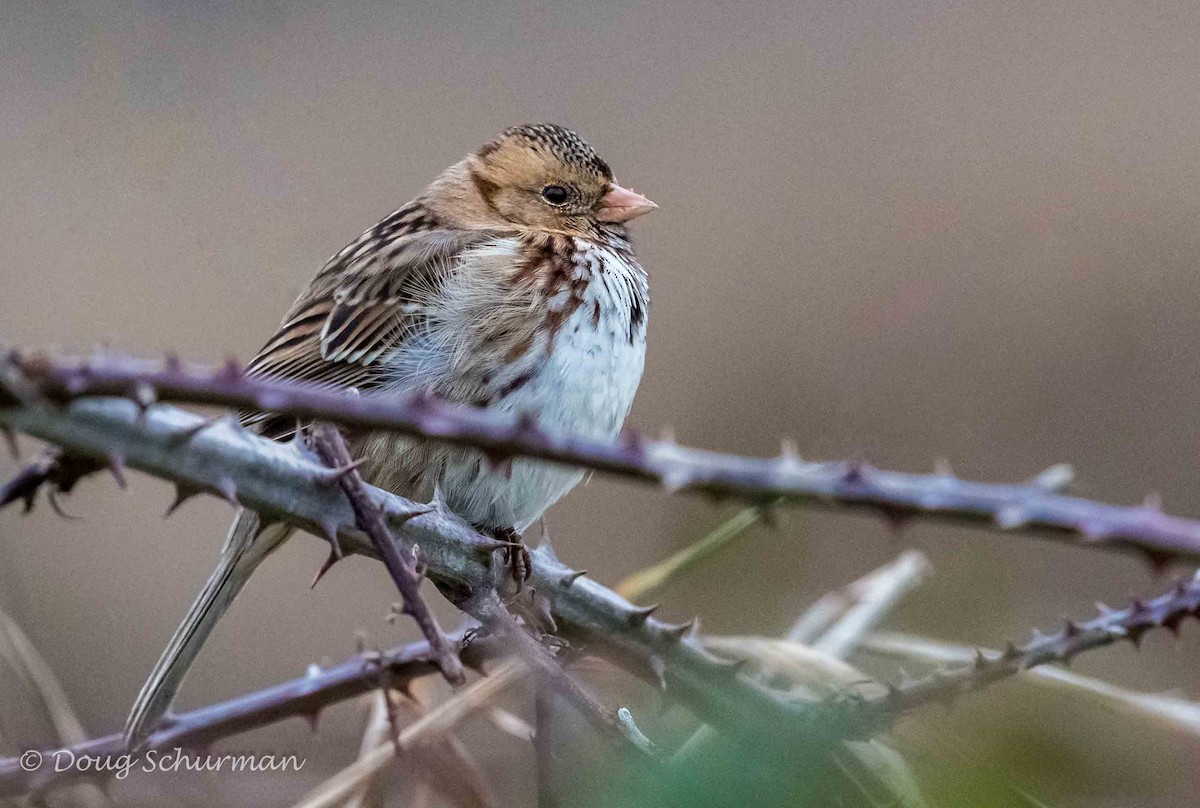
[541,185,570,205]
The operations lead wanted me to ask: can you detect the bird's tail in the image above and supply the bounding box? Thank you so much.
[124,510,291,747]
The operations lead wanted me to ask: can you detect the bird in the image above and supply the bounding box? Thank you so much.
[124,123,656,746]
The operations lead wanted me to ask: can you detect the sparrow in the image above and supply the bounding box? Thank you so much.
[125,123,655,745]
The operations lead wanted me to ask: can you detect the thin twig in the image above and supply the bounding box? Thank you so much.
[5,349,1200,568]
[807,551,933,658]
[465,588,660,762]
[861,571,1200,721]
[0,635,491,796]
[331,679,502,808]
[310,423,463,685]
[861,631,1200,739]
[615,502,774,601]
[290,664,524,808]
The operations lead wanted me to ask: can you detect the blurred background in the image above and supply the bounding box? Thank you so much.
[2,1,1200,805]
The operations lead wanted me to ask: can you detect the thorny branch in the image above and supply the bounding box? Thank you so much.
[4,349,1200,568]
[0,397,824,763]
[860,569,1200,722]
[3,349,1200,797]
[0,634,494,796]
[309,423,464,685]
[465,587,661,761]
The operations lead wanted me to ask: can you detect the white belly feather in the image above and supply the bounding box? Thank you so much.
[380,236,647,531]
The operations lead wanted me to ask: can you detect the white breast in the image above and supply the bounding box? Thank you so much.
[383,236,648,531]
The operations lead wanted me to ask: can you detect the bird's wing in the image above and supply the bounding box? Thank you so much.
[242,210,494,438]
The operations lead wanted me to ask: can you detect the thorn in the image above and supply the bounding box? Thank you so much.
[627,603,659,627]
[1140,548,1173,577]
[316,518,343,559]
[877,504,910,534]
[537,518,558,561]
[106,451,127,489]
[1000,642,1020,661]
[311,550,341,589]
[63,368,89,396]
[648,655,666,691]
[530,590,557,633]
[1163,611,1186,636]
[0,425,18,460]
[132,381,157,412]
[1095,601,1118,617]
[759,502,781,530]
[995,505,1028,530]
[483,451,513,478]
[559,569,587,587]
[618,427,646,452]
[972,648,989,669]
[474,539,523,559]
[164,352,182,373]
[657,425,676,445]
[165,415,226,446]
[1127,623,1152,648]
[660,468,690,494]
[304,709,321,733]
[1143,491,1163,512]
[933,458,955,478]
[313,458,366,485]
[661,618,695,640]
[164,484,201,517]
[778,438,801,464]
[217,356,244,383]
[713,656,750,678]
[514,410,540,435]
[841,459,870,486]
[47,491,82,520]
[1029,463,1074,492]
[213,476,238,506]
[1062,620,1081,638]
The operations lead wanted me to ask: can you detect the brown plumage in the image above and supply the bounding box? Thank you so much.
[126,123,657,746]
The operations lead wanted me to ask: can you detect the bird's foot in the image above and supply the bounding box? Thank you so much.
[493,526,531,591]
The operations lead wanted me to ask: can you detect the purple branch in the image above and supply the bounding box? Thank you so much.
[5,349,1198,567]
[310,423,464,686]
[0,634,496,797]
[866,570,1200,720]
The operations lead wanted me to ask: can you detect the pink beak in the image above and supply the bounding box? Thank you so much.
[596,182,658,223]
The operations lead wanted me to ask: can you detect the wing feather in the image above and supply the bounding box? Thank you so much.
[240,205,496,438]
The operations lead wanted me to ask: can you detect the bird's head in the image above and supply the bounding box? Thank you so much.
[432,123,656,237]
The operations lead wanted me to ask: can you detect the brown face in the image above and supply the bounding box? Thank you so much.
[468,124,655,235]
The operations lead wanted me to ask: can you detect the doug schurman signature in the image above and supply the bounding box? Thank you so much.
[20,748,306,780]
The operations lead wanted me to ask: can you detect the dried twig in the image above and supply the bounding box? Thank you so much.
[0,608,111,808]
[310,423,463,685]
[5,350,1200,567]
[615,502,774,601]
[805,551,933,658]
[290,665,520,808]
